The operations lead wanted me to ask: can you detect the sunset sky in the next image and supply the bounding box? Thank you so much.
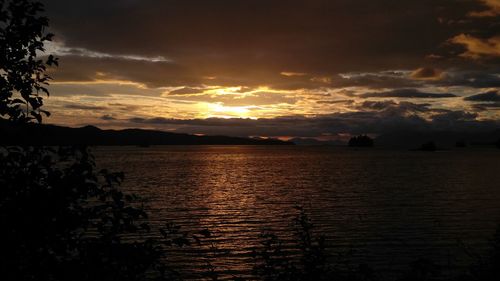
[41,0,499,139]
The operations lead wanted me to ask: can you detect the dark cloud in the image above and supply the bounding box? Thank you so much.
[432,111,479,122]
[124,101,497,137]
[316,99,354,105]
[331,72,420,89]
[357,100,432,112]
[166,87,206,96]
[464,90,500,101]
[439,70,500,88]
[38,0,499,135]
[65,104,107,110]
[324,68,500,90]
[464,91,500,110]
[360,89,457,98]
[357,100,398,110]
[410,67,444,80]
[40,0,494,88]
[100,114,116,121]
[50,56,201,88]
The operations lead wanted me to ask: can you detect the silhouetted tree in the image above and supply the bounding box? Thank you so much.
[252,208,378,281]
[0,1,170,280]
[1,0,57,123]
[0,146,169,281]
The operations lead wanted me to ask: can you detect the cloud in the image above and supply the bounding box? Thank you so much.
[357,100,432,112]
[468,0,500,17]
[122,102,496,138]
[330,69,500,89]
[166,87,207,96]
[332,71,419,89]
[464,90,500,101]
[410,67,444,80]
[165,91,297,106]
[432,111,478,122]
[450,34,500,59]
[360,89,457,98]
[316,99,354,105]
[42,0,484,85]
[281,72,307,77]
[100,114,116,121]
[438,70,500,88]
[35,0,499,132]
[464,91,500,110]
[65,103,107,110]
[44,41,171,63]
[472,103,500,110]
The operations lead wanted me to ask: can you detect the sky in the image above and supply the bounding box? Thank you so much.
[40,0,499,139]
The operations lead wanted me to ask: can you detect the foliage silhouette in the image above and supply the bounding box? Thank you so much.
[0,1,172,280]
[252,207,379,281]
[0,0,57,123]
[0,146,171,281]
[251,208,500,281]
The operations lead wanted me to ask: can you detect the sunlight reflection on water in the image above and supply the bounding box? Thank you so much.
[94,146,500,279]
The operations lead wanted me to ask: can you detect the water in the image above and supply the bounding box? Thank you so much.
[94,146,500,279]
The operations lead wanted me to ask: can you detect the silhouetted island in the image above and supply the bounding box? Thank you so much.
[348,135,374,147]
[0,120,293,146]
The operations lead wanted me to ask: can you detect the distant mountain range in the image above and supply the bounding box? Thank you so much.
[290,131,500,149]
[0,121,293,146]
[288,137,345,146]
[2,120,498,148]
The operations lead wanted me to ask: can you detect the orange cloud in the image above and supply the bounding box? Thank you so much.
[280,71,307,77]
[410,67,445,81]
[450,34,500,59]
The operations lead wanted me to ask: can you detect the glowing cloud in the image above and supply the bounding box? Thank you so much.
[44,41,171,63]
[450,34,500,59]
[280,72,307,77]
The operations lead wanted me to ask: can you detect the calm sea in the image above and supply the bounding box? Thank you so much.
[94,146,500,280]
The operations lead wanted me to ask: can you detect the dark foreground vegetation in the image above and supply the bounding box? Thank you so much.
[248,209,500,281]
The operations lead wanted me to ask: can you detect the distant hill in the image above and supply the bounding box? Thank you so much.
[0,121,293,146]
[348,135,374,147]
[287,137,344,146]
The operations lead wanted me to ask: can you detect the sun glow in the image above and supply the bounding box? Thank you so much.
[207,103,255,118]
[207,87,244,95]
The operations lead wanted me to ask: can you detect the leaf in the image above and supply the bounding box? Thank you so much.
[30,111,42,123]
[12,99,26,104]
[39,109,50,117]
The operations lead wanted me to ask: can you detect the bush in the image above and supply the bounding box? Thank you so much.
[0,146,170,281]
